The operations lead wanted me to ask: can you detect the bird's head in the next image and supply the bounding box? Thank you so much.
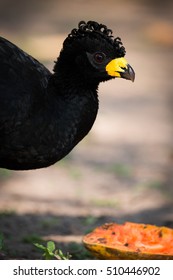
[55,21,135,85]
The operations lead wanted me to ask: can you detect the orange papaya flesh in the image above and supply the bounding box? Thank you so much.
[83,222,173,260]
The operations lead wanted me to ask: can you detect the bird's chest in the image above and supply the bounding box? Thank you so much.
[48,93,99,156]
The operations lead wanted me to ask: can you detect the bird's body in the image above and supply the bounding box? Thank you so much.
[0,21,134,170]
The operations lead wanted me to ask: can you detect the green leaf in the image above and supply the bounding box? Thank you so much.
[34,240,71,260]
[47,241,55,253]
[34,243,46,251]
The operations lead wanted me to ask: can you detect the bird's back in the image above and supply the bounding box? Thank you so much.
[0,37,51,133]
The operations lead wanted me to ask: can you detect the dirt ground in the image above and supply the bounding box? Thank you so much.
[0,0,173,259]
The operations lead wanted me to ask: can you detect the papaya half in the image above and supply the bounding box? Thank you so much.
[83,222,173,260]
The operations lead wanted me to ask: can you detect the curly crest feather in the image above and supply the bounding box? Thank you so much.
[64,21,126,57]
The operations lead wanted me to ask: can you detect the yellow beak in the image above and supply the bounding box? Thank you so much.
[106,57,135,82]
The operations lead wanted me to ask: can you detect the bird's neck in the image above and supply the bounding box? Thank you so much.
[50,63,99,96]
[45,66,99,161]
[48,67,99,132]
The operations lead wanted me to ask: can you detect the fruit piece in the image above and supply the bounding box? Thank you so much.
[83,222,173,260]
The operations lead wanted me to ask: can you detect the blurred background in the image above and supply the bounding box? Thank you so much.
[0,0,173,259]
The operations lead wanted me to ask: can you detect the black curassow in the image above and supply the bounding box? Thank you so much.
[0,21,135,170]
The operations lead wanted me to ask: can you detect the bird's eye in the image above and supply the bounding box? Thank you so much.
[94,52,106,64]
